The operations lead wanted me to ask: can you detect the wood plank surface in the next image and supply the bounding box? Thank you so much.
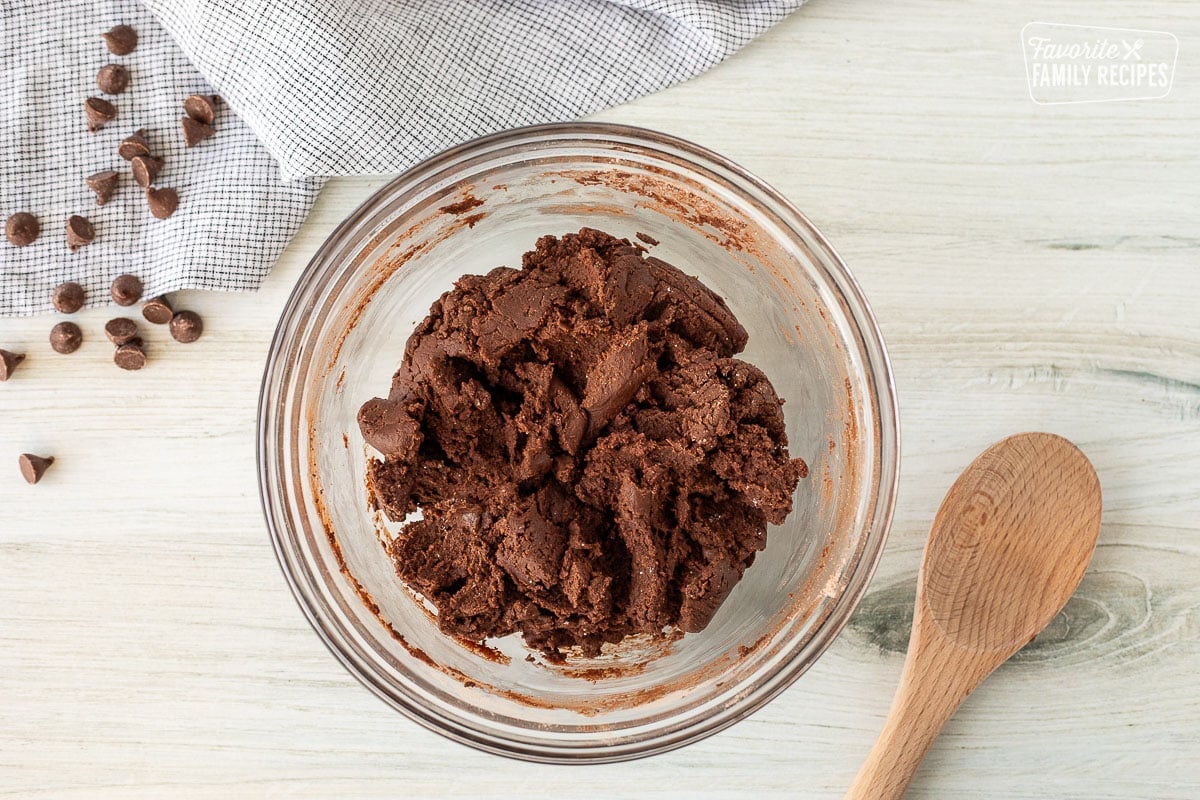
[2,0,1198,796]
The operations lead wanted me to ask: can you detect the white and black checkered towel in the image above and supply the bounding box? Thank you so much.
[1,0,803,315]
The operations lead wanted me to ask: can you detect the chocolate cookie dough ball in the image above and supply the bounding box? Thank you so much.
[359,228,807,656]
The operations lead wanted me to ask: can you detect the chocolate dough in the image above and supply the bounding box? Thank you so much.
[359,228,807,656]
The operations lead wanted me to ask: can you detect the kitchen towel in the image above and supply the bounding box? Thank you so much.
[1,0,804,315]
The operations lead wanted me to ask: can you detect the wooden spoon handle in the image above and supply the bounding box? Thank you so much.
[844,672,959,798]
[845,612,988,800]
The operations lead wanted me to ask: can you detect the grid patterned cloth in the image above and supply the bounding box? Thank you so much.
[1,0,803,315]
[0,0,323,315]
[147,0,806,180]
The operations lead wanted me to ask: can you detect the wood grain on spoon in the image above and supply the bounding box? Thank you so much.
[846,432,1102,800]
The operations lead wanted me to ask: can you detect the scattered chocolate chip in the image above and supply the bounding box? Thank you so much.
[169,310,203,343]
[52,282,86,313]
[104,317,139,345]
[65,215,95,251]
[110,274,143,306]
[5,212,39,247]
[142,295,173,324]
[86,170,119,206]
[146,187,178,219]
[49,321,83,354]
[0,349,25,381]
[183,94,218,125]
[84,97,117,132]
[130,155,161,189]
[114,340,147,370]
[102,25,137,56]
[96,64,129,94]
[118,129,151,161]
[180,116,215,147]
[636,232,660,246]
[19,454,54,485]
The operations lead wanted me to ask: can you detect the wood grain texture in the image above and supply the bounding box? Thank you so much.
[2,0,1198,797]
[846,434,1103,799]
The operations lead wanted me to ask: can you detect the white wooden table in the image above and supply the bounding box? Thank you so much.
[3,0,1198,796]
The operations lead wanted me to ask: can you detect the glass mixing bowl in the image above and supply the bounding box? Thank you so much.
[258,123,898,762]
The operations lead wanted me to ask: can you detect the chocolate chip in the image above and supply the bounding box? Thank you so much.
[86,170,119,206]
[5,212,39,247]
[85,97,117,132]
[104,317,138,345]
[50,321,83,354]
[0,349,25,381]
[111,274,143,306]
[102,25,137,55]
[52,282,86,313]
[146,187,178,219]
[117,129,151,161]
[65,216,95,251]
[19,454,54,485]
[130,155,161,189]
[142,295,173,324]
[180,116,215,147]
[96,64,129,94]
[114,340,147,370]
[169,310,203,343]
[183,94,218,125]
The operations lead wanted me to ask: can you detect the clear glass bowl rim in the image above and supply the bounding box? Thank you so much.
[257,121,900,763]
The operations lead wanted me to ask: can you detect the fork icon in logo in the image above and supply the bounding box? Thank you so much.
[1122,39,1144,60]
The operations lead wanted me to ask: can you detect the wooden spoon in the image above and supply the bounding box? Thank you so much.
[846,432,1102,799]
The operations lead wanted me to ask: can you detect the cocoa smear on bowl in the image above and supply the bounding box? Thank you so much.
[559,168,753,253]
[439,194,484,215]
[324,186,490,371]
